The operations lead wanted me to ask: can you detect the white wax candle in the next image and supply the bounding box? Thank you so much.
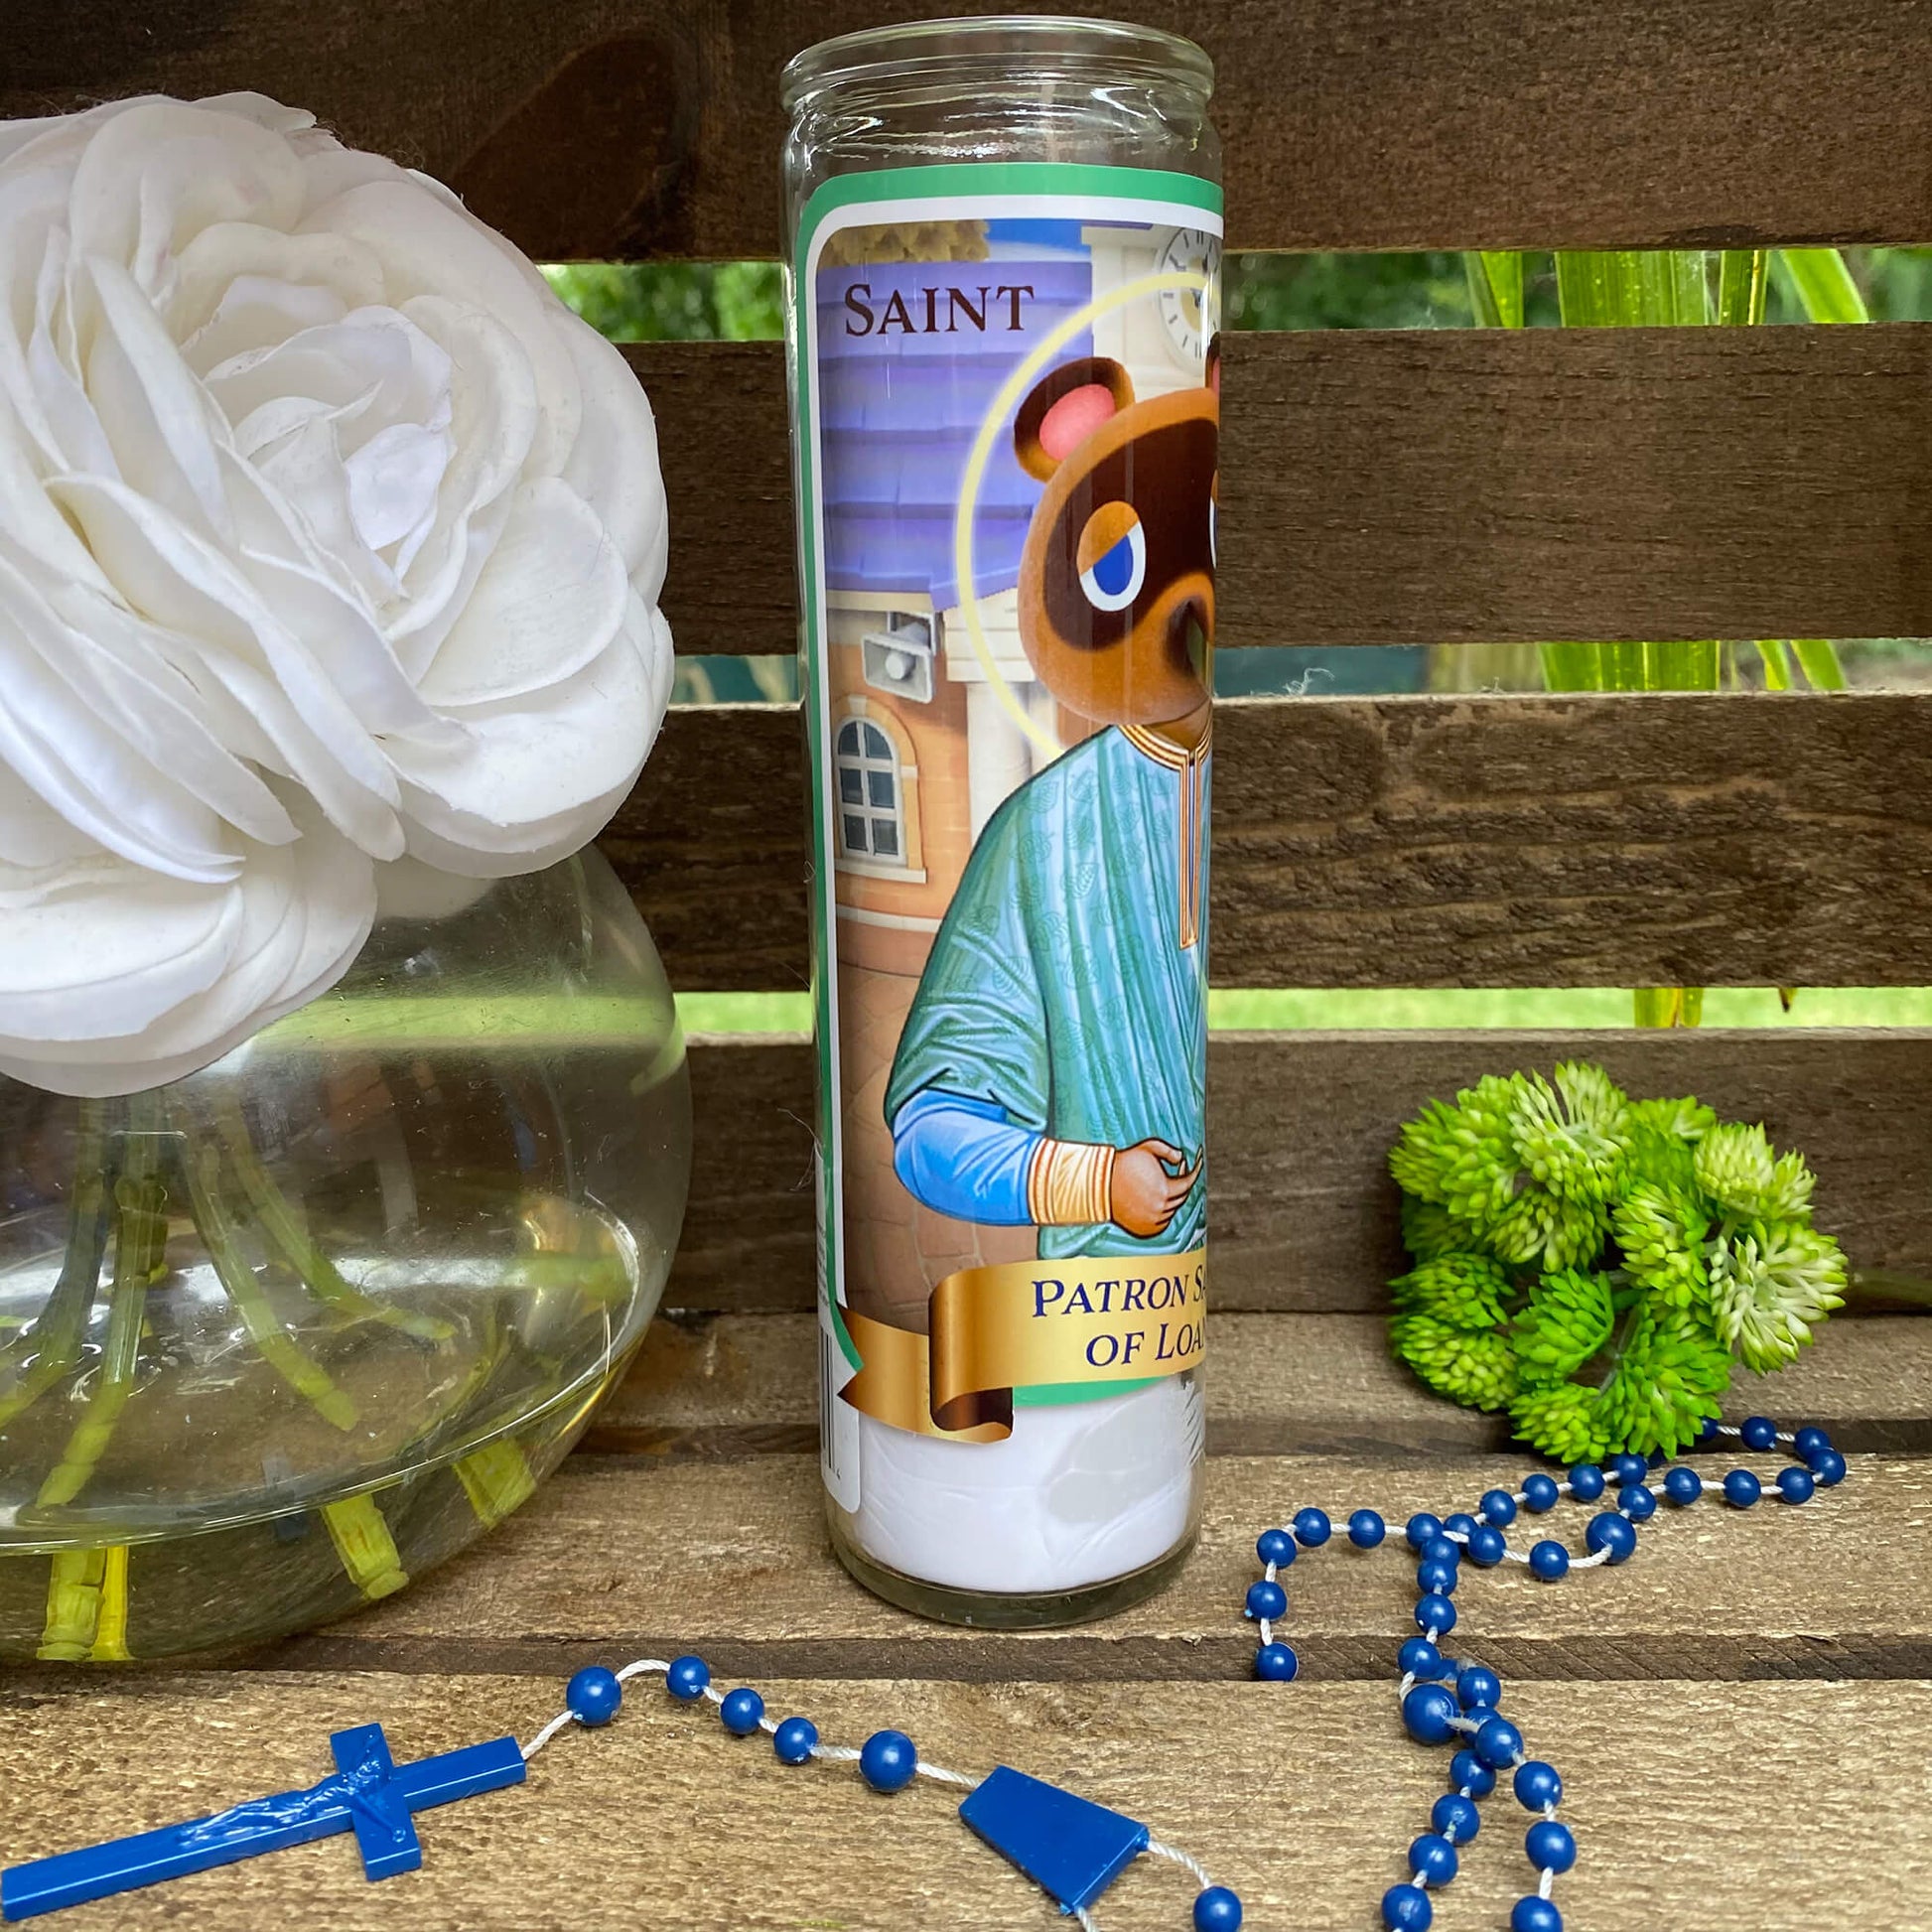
[849,1375,1203,1594]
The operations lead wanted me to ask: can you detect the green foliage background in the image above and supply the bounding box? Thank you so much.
[548,245,1932,342]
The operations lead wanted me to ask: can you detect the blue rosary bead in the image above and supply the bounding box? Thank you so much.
[1479,1488,1518,1527]
[1464,1523,1507,1567]
[1348,1509,1388,1549]
[1193,1885,1243,1931]
[1723,1468,1761,1508]
[1618,1482,1658,1522]
[1402,1684,1460,1745]
[1663,1465,1702,1506]
[1415,1592,1457,1635]
[1528,1540,1570,1582]
[1256,1528,1296,1567]
[1406,1512,1445,1552]
[566,1665,622,1727]
[1513,1760,1562,1809]
[1526,1820,1578,1873]
[1246,1579,1288,1621]
[1449,1748,1496,1798]
[1409,1833,1458,1886]
[1585,1512,1637,1564]
[1433,1793,1481,1844]
[1473,1717,1525,1768]
[1416,1559,1458,1597]
[1382,1881,1434,1929]
[859,1729,918,1792]
[1740,1415,1779,1450]
[1521,1474,1561,1513]
[1777,1466,1816,1504]
[1399,1637,1444,1679]
[1511,1898,1563,1932]
[1456,1664,1502,1712]
[665,1655,711,1701]
[1812,1448,1848,1486]
[1794,1425,1833,1464]
[1698,1415,1724,1445]
[1610,1451,1648,1487]
[773,1717,818,1764]
[1294,1507,1332,1547]
[719,1688,764,1736]
[1567,1463,1604,1501]
[1419,1535,1461,1569]
[1255,1641,1300,1681]
[1443,1512,1478,1541]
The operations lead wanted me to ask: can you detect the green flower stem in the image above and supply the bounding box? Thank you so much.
[211,1099,453,1344]
[181,1142,358,1433]
[32,1099,169,1510]
[0,1100,116,1429]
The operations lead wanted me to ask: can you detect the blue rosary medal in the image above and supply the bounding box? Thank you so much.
[0,1412,1844,1928]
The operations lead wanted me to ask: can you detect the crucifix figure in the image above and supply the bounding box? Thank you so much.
[1,1724,526,1920]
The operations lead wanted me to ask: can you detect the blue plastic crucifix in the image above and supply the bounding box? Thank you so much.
[0,1724,525,1921]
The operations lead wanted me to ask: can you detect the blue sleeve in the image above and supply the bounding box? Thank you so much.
[891,1089,1042,1226]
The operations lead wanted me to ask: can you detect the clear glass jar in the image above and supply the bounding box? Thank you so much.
[0,850,689,1660]
[783,18,1219,1627]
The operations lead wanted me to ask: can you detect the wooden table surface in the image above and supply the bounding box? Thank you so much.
[2,1311,1926,1930]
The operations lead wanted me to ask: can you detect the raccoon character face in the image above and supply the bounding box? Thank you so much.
[1011,344,1218,728]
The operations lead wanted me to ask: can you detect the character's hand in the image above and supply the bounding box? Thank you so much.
[1109,1139,1201,1238]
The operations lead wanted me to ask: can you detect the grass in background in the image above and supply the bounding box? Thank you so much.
[547,245,1932,342]
[679,988,1932,1035]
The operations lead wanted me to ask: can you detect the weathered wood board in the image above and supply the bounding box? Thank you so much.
[637,331,1932,657]
[0,1674,1923,1930]
[10,1,1932,258]
[670,1031,1932,1311]
[598,1311,1932,1458]
[614,695,1932,996]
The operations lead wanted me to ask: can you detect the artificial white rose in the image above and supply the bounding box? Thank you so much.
[0,92,674,1097]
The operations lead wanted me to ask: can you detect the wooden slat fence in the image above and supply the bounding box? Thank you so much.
[639,332,1932,657]
[10,2,1932,256]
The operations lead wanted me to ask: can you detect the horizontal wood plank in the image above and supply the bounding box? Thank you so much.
[599,1311,1932,1458]
[671,1030,1932,1312]
[0,1673,1920,1931]
[265,1446,1931,1681]
[12,2,1932,255]
[646,329,1932,657]
[613,694,1932,996]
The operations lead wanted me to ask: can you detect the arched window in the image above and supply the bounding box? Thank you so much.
[835,717,904,863]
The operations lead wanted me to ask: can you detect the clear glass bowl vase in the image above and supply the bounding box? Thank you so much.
[0,849,689,1661]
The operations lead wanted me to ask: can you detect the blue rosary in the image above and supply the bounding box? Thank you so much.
[0,1413,1846,1928]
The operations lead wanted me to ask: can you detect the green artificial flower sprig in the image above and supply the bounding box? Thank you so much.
[1386,1062,1848,1459]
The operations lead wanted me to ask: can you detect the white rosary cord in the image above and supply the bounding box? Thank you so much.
[517,1656,1227,1928]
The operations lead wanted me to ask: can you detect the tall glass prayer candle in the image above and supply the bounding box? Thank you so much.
[782,18,1219,1625]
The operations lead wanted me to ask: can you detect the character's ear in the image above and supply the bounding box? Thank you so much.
[1204,333,1222,397]
[1014,356,1135,482]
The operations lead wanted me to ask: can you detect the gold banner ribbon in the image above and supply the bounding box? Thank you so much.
[840,1248,1206,1441]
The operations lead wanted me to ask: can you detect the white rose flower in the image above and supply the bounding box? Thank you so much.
[0,93,673,1098]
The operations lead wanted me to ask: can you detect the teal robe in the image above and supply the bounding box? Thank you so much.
[885,725,1209,1259]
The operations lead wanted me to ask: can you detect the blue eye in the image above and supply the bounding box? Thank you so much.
[1078,518,1147,612]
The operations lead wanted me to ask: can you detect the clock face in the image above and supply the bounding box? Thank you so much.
[1157,227,1223,371]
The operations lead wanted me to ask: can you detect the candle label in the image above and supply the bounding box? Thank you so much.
[791,166,1221,1500]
